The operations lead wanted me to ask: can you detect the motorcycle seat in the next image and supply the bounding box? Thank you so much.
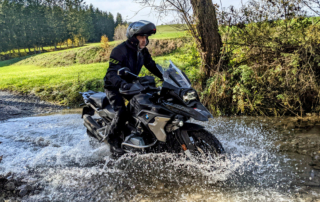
[89,92,108,109]
[89,92,116,119]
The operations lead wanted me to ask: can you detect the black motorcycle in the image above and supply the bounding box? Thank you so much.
[80,61,224,158]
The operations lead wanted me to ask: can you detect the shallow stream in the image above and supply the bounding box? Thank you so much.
[0,112,319,201]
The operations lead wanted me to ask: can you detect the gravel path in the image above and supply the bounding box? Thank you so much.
[0,91,65,121]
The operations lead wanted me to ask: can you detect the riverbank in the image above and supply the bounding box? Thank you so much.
[0,91,64,121]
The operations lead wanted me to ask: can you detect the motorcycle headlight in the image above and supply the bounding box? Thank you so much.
[183,90,197,102]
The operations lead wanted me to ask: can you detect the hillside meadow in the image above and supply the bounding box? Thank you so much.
[0,26,195,106]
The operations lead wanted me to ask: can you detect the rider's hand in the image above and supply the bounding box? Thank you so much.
[121,82,133,90]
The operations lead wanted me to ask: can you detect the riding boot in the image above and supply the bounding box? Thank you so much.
[108,135,125,156]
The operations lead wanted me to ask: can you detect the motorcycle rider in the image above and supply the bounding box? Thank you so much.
[104,20,163,156]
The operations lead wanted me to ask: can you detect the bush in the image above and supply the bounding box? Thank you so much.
[100,35,110,51]
[202,17,320,116]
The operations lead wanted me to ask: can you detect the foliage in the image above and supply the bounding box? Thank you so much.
[100,35,110,51]
[201,17,320,116]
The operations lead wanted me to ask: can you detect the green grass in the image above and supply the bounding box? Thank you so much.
[149,31,187,39]
[0,62,109,105]
[151,24,187,39]
[156,24,188,32]
[0,50,193,105]
[0,56,31,67]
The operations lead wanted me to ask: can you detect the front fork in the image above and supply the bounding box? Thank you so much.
[175,129,196,158]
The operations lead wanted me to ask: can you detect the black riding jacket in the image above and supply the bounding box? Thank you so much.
[104,39,163,89]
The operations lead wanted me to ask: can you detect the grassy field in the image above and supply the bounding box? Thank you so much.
[150,24,187,39]
[0,50,193,106]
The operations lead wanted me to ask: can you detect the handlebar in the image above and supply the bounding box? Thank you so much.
[117,67,139,79]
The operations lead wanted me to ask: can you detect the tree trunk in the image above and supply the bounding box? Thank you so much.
[28,47,31,53]
[190,0,222,81]
[55,42,57,51]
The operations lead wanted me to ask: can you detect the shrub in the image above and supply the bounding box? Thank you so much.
[100,35,110,51]
[202,17,320,116]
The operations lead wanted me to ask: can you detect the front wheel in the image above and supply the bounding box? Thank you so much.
[188,129,225,155]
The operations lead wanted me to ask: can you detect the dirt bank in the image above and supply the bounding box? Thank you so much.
[0,91,65,122]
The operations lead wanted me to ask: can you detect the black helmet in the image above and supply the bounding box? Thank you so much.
[126,20,156,39]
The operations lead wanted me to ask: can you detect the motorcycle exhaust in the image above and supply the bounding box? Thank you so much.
[83,115,105,141]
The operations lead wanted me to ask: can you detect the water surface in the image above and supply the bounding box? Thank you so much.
[0,113,319,201]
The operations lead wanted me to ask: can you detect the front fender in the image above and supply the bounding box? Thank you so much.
[180,123,205,131]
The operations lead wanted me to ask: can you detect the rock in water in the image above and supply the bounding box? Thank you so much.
[19,189,28,197]
[4,182,15,191]
[286,122,295,130]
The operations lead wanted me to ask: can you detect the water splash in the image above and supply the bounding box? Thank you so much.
[0,114,318,201]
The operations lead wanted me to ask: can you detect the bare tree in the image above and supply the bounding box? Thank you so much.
[137,0,222,85]
[114,24,128,41]
[218,0,306,27]
[301,0,320,15]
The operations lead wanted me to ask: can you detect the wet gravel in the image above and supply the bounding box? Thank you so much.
[0,91,65,121]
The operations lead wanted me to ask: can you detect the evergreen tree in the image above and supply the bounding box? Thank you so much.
[0,0,121,56]
[115,12,122,27]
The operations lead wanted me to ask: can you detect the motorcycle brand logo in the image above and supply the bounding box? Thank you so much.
[145,114,149,119]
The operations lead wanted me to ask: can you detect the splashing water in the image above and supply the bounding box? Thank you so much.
[0,114,319,201]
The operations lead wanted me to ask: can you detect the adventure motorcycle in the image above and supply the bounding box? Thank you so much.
[80,61,224,157]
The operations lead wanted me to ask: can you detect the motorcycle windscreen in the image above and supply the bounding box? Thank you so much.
[157,60,191,88]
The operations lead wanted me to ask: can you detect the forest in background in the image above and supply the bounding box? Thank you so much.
[0,0,127,59]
